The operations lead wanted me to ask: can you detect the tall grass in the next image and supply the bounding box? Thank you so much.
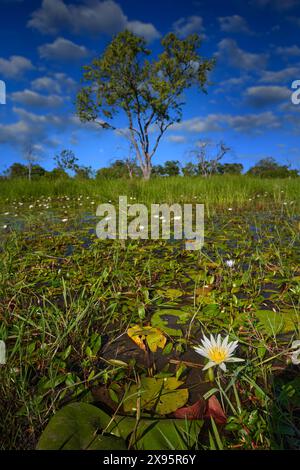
[0,176,299,211]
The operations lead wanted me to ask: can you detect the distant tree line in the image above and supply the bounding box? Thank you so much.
[1,151,298,181]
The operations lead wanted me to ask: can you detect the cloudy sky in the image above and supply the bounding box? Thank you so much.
[1,0,300,173]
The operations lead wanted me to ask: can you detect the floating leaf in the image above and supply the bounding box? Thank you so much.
[255,309,299,336]
[151,309,190,337]
[127,325,166,352]
[127,325,146,351]
[158,288,184,300]
[37,402,126,450]
[123,377,189,415]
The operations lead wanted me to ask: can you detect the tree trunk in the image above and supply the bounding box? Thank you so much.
[142,162,151,180]
[141,153,152,180]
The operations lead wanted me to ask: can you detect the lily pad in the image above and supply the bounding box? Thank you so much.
[37,402,203,450]
[37,402,127,450]
[151,309,191,337]
[123,377,189,415]
[255,309,299,336]
[127,325,167,352]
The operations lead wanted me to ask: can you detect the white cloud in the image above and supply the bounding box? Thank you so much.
[0,55,34,78]
[126,21,161,42]
[31,73,77,94]
[12,89,63,107]
[0,106,101,149]
[259,66,300,83]
[28,0,160,42]
[218,15,251,34]
[171,111,280,134]
[172,115,222,133]
[276,45,300,56]
[217,39,268,70]
[167,135,186,143]
[31,76,62,94]
[172,16,205,37]
[245,85,291,107]
[38,37,90,61]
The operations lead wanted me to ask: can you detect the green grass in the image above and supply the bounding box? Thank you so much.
[0,178,299,450]
[0,175,299,212]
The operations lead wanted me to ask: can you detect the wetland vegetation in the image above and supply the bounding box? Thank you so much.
[0,176,299,450]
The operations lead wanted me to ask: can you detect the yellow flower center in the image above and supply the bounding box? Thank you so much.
[208,346,228,364]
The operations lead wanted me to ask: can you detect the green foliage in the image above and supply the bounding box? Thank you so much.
[37,402,203,450]
[123,377,189,415]
[219,163,244,175]
[7,163,47,179]
[0,191,299,450]
[248,157,299,178]
[54,149,79,173]
[153,160,181,177]
[74,166,93,180]
[37,403,126,450]
[255,309,299,336]
[96,159,141,179]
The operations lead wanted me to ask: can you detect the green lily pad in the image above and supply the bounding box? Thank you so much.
[37,402,203,450]
[151,309,191,337]
[123,377,189,415]
[157,288,184,300]
[255,309,299,336]
[37,402,127,450]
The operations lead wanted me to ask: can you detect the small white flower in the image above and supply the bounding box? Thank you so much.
[225,260,235,268]
[105,216,112,221]
[139,225,145,230]
[62,218,68,223]
[228,207,233,211]
[194,334,244,372]
[3,224,7,229]
[290,340,300,365]
[29,205,34,209]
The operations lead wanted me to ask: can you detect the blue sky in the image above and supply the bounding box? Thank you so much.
[1,0,300,173]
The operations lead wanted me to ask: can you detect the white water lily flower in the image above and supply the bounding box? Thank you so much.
[291,340,300,365]
[194,334,244,372]
[225,260,235,268]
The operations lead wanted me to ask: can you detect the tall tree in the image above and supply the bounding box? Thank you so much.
[77,31,214,180]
